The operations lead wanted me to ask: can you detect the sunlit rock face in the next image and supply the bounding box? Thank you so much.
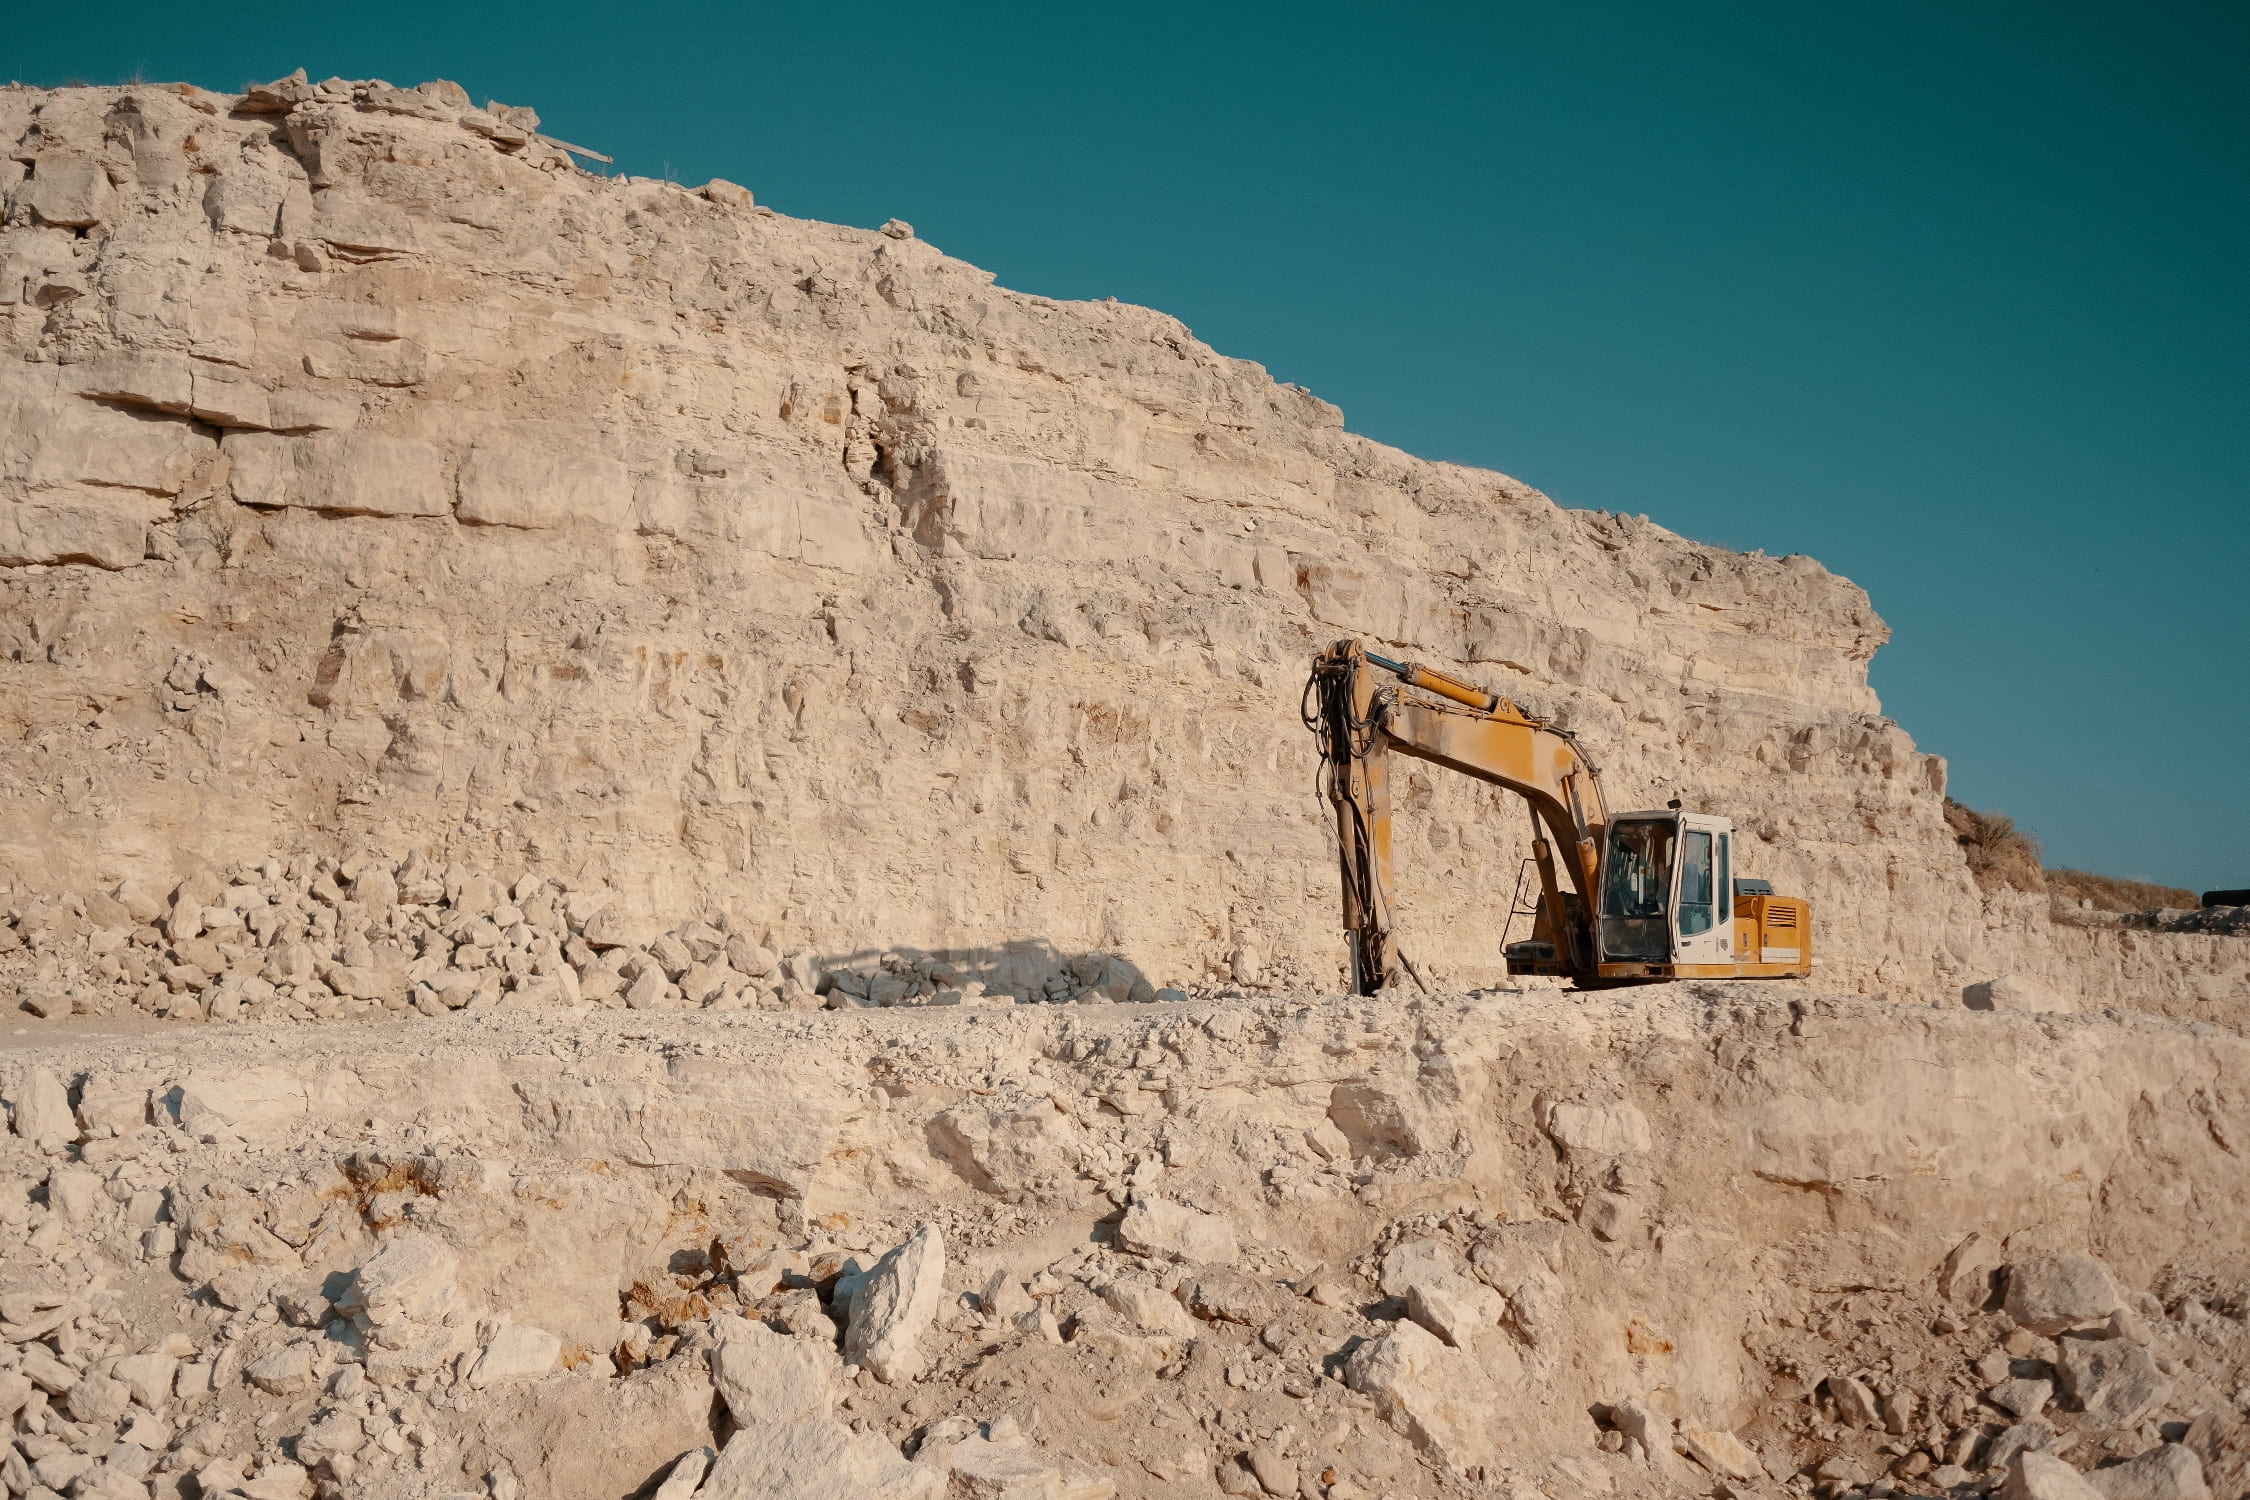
[2,76,2239,1014]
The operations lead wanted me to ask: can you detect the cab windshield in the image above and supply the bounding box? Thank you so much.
[1599,819,1677,960]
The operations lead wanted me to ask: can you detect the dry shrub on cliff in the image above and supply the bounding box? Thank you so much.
[2047,867,2199,913]
[1944,798,2046,893]
[1945,800,2198,910]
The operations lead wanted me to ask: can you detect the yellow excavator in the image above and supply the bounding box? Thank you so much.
[1304,638,1811,993]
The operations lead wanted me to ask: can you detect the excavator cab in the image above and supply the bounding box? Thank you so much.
[1580,810,1809,980]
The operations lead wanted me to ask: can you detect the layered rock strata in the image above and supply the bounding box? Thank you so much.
[3,75,2231,1009]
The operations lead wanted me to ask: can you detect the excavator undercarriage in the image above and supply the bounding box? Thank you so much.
[1305,638,1811,994]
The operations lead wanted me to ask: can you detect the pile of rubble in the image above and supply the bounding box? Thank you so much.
[1,851,1185,1026]
[2121,907,2250,940]
[3,986,2247,1498]
[3,1112,2244,1499]
[1729,1246,2248,1498]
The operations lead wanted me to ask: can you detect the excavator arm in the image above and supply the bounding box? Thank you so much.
[1305,638,1609,992]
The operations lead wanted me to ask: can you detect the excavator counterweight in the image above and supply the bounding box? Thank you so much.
[1304,639,1812,993]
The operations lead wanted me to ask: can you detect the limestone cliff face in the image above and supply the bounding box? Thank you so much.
[0,77,2228,1005]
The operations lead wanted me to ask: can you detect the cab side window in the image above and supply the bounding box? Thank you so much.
[1679,829,1714,936]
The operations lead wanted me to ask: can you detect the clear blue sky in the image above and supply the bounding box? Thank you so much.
[12,2,2246,891]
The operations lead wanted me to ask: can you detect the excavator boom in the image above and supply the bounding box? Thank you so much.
[1306,639,1607,990]
[1304,638,1812,992]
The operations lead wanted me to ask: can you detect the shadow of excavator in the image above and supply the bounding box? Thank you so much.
[811,937,1157,1007]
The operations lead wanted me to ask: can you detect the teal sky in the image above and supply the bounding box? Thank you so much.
[11,3,2246,891]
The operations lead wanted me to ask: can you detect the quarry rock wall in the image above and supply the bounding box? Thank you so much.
[0,78,2238,1013]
